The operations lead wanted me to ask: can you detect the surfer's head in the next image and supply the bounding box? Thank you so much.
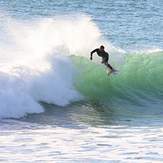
[100,45,105,51]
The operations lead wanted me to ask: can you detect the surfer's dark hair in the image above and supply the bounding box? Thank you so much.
[100,45,104,49]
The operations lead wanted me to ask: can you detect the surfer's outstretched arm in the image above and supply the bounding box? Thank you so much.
[90,49,98,60]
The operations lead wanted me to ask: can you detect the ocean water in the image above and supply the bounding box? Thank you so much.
[0,0,163,162]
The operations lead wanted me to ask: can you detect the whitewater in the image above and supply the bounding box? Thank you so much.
[0,0,163,162]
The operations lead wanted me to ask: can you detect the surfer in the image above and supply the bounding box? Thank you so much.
[90,45,115,74]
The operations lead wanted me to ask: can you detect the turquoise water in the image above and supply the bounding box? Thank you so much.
[0,0,163,162]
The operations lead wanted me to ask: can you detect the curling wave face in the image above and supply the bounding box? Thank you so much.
[73,51,163,116]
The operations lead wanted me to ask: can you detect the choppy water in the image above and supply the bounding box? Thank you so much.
[0,0,163,162]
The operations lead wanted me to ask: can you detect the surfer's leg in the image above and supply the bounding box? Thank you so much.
[105,62,117,75]
[104,62,114,71]
[106,63,113,70]
[102,57,114,73]
[103,62,113,75]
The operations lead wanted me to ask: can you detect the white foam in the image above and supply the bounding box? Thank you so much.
[30,55,82,106]
[0,72,43,118]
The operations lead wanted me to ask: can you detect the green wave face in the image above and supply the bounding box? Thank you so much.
[72,52,163,115]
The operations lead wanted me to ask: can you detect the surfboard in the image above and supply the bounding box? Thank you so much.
[107,69,118,76]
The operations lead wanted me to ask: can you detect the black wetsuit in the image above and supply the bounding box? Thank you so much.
[90,48,113,70]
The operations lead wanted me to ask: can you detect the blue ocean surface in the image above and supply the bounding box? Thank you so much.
[0,0,163,162]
